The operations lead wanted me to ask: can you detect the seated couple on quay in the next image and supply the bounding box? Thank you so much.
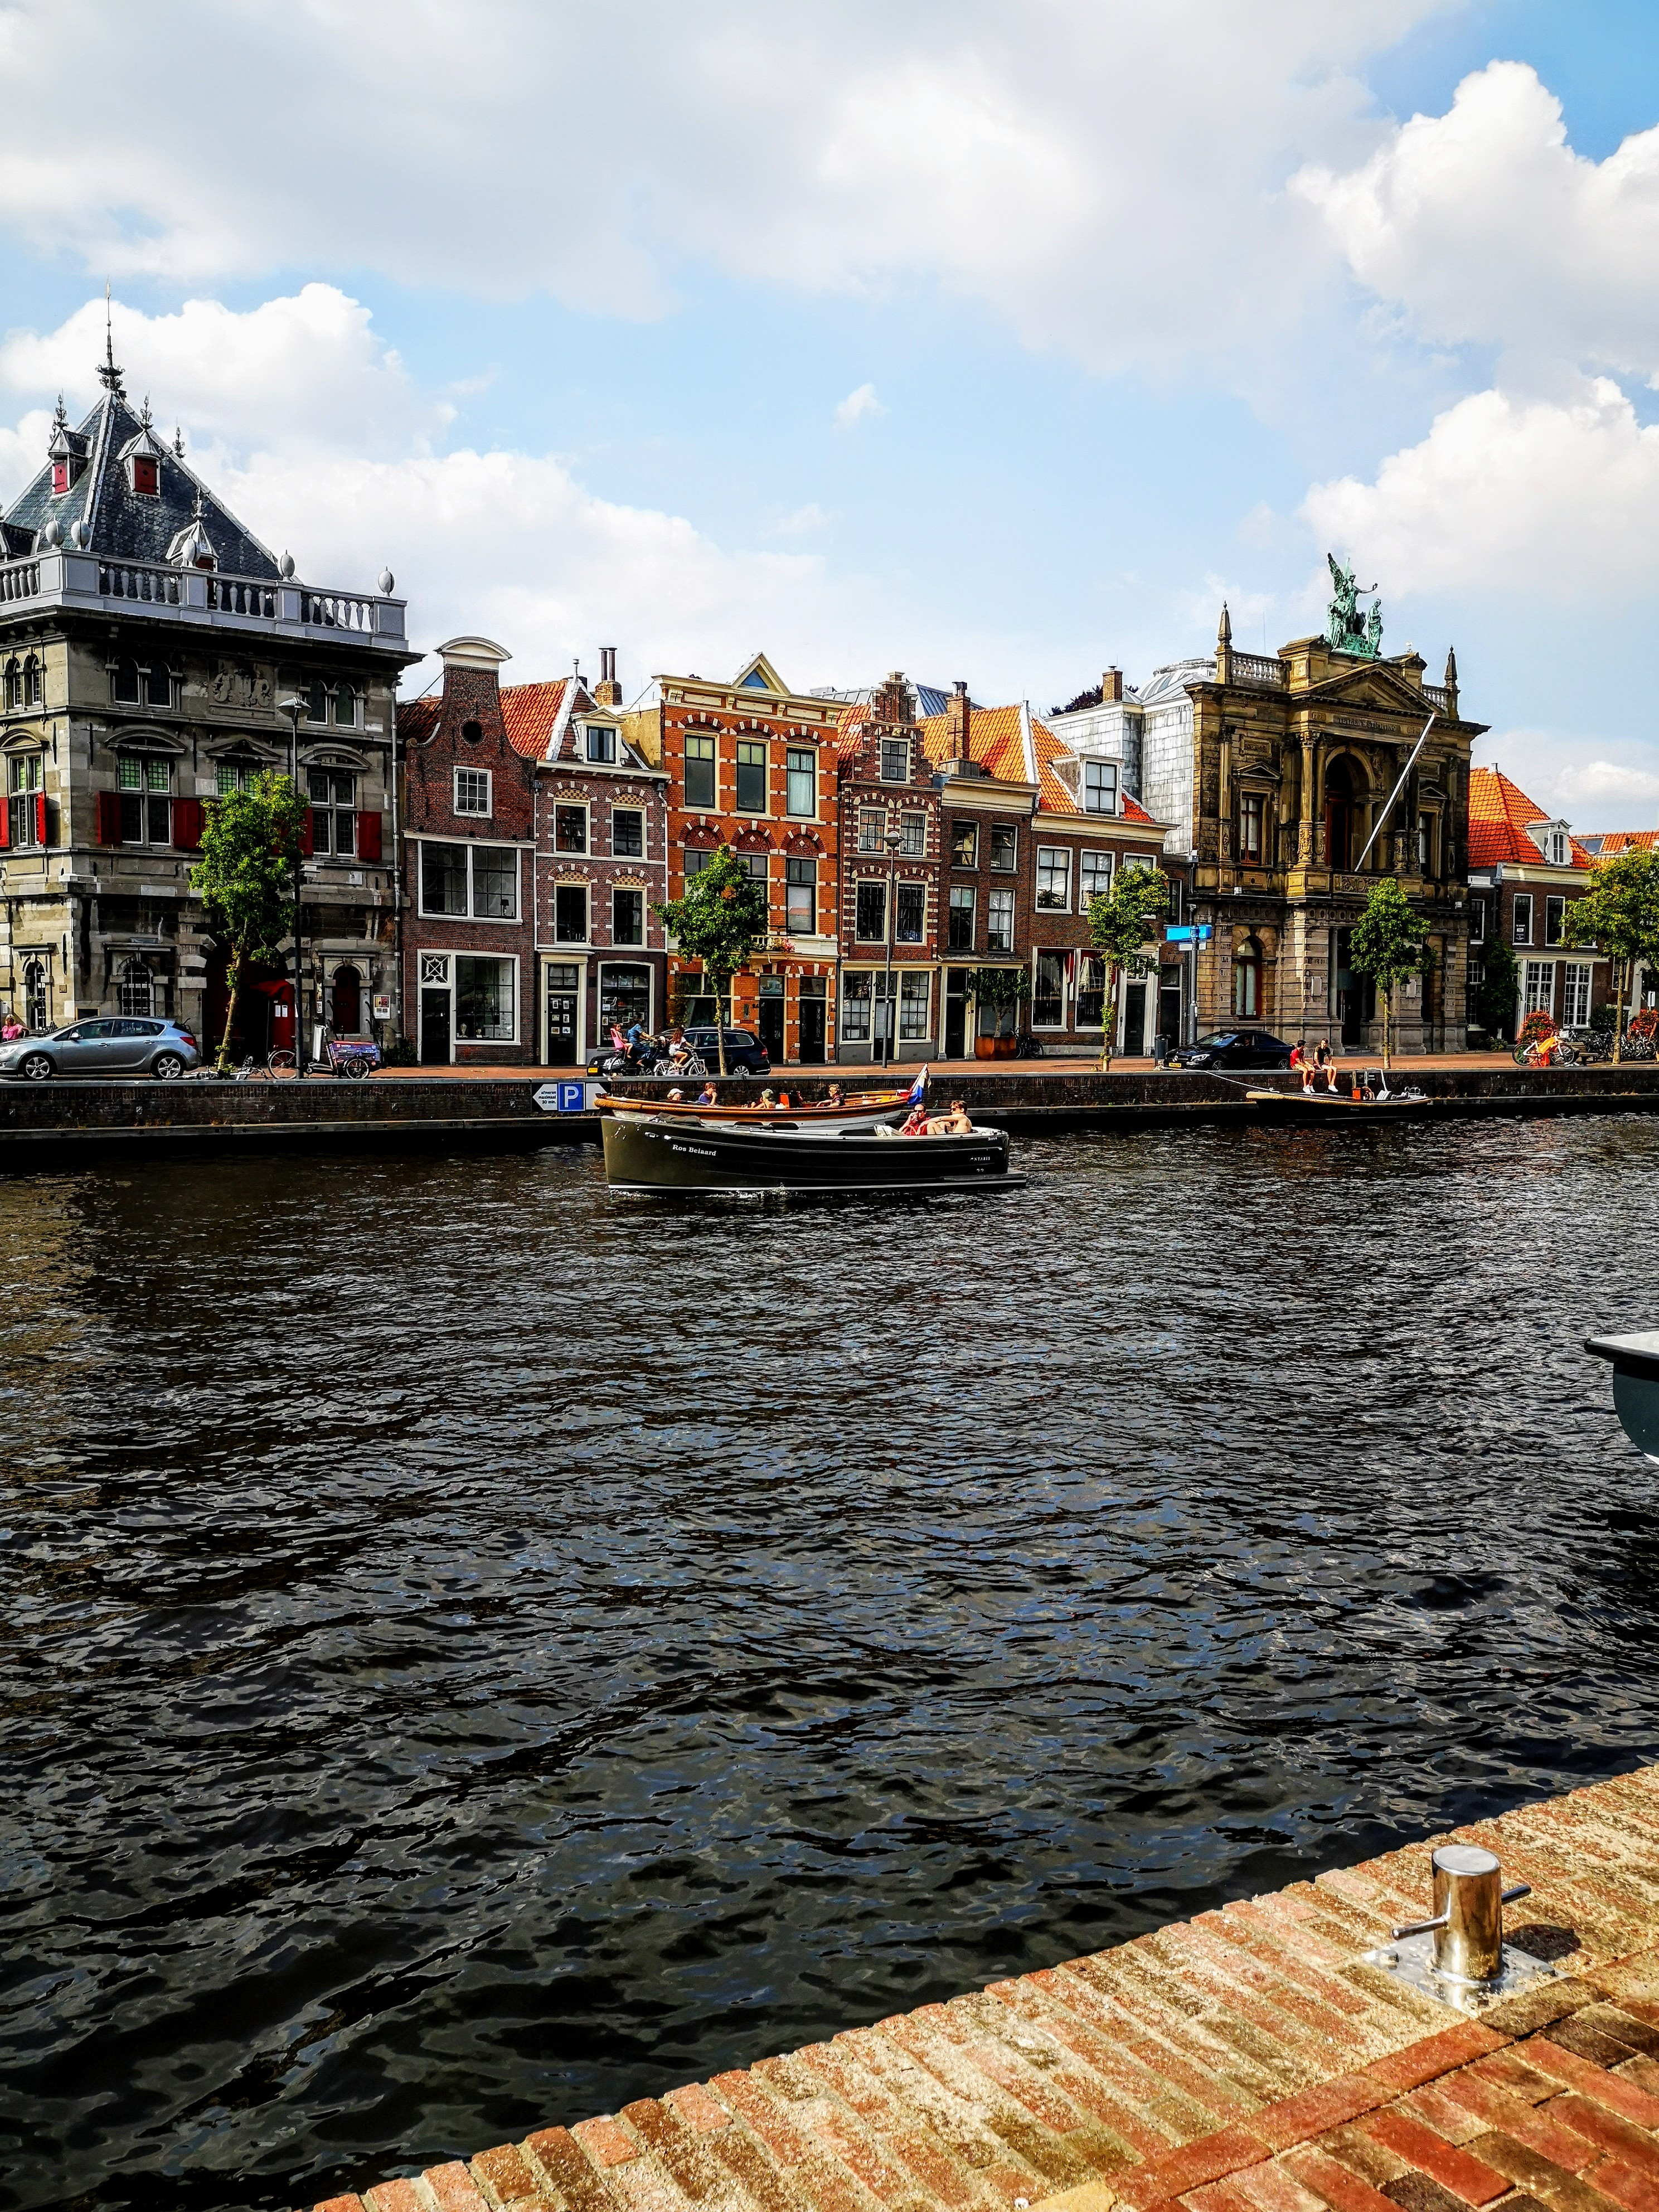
[1289,1039,1341,1094]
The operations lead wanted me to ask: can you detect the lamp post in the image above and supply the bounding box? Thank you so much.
[881,819,903,1067]
[278,696,308,1076]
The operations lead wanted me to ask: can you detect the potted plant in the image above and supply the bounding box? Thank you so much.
[967,966,1030,1057]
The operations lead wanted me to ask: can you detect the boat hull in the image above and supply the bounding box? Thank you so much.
[1245,1092,1433,1127]
[600,1100,904,1135]
[601,1115,1021,1194]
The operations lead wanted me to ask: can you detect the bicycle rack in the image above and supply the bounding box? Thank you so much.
[1361,1845,1558,2015]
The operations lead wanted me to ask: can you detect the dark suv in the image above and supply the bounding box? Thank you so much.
[685,1027,771,1076]
[1171,1029,1294,1071]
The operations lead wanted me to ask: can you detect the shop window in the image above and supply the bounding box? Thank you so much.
[1545,895,1564,947]
[555,804,588,853]
[7,753,42,848]
[612,808,643,858]
[948,885,975,950]
[1084,760,1118,814]
[900,811,926,856]
[613,887,644,945]
[855,882,887,942]
[987,887,1015,953]
[1036,846,1071,911]
[899,972,931,1040]
[554,884,588,943]
[1033,951,1066,1027]
[454,767,492,817]
[1513,894,1532,947]
[1233,937,1263,1020]
[952,819,978,869]
[684,733,716,808]
[785,856,816,935]
[736,740,767,813]
[786,748,815,817]
[842,970,873,1044]
[989,823,1017,872]
[1081,850,1114,904]
[117,754,172,845]
[455,955,515,1042]
[879,738,909,783]
[307,767,357,857]
[1238,791,1264,861]
[600,963,652,1033]
[895,884,926,943]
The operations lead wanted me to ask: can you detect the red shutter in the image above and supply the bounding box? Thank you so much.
[356,808,383,861]
[35,790,47,847]
[299,809,314,858]
[0,798,8,851]
[173,797,203,852]
[98,789,123,846]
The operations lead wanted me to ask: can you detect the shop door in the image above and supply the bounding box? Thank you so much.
[1333,929,1369,1046]
[945,969,968,1058]
[545,963,580,1065]
[798,990,827,1064]
[1124,979,1146,1055]
[331,965,362,1036]
[756,979,785,1064]
[1157,969,1183,1048]
[420,988,450,1065]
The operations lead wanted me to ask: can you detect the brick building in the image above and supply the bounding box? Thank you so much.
[0,334,414,1050]
[398,641,670,1065]
[916,685,1168,1056]
[622,652,841,1064]
[1468,765,1611,1034]
[833,674,944,1065]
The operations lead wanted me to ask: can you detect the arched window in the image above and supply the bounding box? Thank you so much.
[332,686,358,728]
[307,680,330,725]
[1233,937,1263,1020]
[331,964,362,1035]
[118,959,154,1018]
[112,658,142,705]
[22,656,41,708]
[1324,757,1358,872]
[23,958,47,1033]
[3,661,20,711]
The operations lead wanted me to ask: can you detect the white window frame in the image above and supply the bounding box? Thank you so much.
[948,883,976,951]
[857,806,886,853]
[1545,894,1564,947]
[1084,760,1118,816]
[898,970,932,1041]
[454,765,492,818]
[899,811,928,856]
[735,739,768,816]
[1080,850,1114,905]
[1469,897,1487,943]
[1522,960,1554,1017]
[683,731,717,809]
[612,883,646,947]
[552,878,590,945]
[417,949,521,1056]
[416,838,522,923]
[452,952,520,1046]
[1036,845,1072,913]
[584,722,617,765]
[1032,948,1068,1029]
[785,746,816,818]
[611,806,646,861]
[1561,961,1592,1029]
[552,797,591,855]
[853,879,888,943]
[879,737,910,784]
[986,886,1015,953]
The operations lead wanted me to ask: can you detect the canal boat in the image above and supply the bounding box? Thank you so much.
[1585,1331,1659,1459]
[596,1089,908,1135]
[601,1112,1024,1195]
[1243,1085,1433,1126]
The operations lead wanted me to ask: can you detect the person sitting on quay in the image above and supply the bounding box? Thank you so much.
[1313,1038,1337,1091]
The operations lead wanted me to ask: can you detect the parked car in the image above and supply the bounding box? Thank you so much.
[685,1026,771,1075]
[0,1017,202,1081]
[1171,1028,1295,1071]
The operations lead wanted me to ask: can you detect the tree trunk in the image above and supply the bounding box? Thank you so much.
[1615,955,1628,1064]
[1097,967,1120,1072]
[217,947,242,1071]
[1381,981,1392,1070]
[715,974,729,1076]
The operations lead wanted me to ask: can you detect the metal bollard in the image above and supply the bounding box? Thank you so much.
[1393,1845,1531,1983]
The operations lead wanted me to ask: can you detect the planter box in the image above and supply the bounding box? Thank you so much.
[976,1035,1017,1059]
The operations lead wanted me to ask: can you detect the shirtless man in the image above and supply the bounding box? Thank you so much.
[926,1099,974,1135]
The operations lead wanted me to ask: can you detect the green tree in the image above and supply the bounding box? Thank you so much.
[1348,876,1430,1068]
[1086,864,1169,1069]
[656,845,769,1075]
[1474,934,1520,1044]
[966,964,1031,1044]
[190,770,307,1071]
[1560,846,1659,1064]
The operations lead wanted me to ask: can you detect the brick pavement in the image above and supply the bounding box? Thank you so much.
[305,1767,1659,2212]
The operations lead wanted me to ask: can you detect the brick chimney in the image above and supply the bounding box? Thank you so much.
[1103,666,1123,702]
[946,678,971,760]
[593,644,622,707]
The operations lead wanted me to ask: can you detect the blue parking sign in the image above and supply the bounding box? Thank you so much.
[557,1080,586,1112]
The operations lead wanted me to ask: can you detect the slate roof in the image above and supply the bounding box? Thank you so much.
[1468,765,1591,870]
[3,391,282,578]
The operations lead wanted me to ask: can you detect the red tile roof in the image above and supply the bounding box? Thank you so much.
[1585,830,1659,855]
[396,696,440,745]
[396,681,571,760]
[1468,765,1590,869]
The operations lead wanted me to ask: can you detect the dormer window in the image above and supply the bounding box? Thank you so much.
[1084,760,1118,814]
[51,460,70,497]
[132,455,159,498]
[585,723,617,764]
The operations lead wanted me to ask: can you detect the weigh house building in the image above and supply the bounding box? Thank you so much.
[0,341,415,1051]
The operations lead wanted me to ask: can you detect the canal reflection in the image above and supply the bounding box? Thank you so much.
[3,1119,1658,2212]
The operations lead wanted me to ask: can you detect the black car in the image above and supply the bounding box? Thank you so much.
[588,1026,772,1078]
[1172,1028,1295,1071]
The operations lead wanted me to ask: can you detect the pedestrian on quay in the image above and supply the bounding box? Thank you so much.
[0,1008,21,1042]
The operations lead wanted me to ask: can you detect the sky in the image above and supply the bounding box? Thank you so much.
[1,0,1658,824]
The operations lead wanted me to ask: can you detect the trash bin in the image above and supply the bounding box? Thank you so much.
[1152,1034,1169,1070]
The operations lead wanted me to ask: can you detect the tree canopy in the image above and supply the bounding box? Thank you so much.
[190,771,306,1069]
[656,845,770,1074]
[1348,876,1430,1068]
[1086,863,1168,1068]
[1560,847,1659,1061]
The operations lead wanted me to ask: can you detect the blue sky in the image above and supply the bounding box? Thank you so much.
[1,0,1657,822]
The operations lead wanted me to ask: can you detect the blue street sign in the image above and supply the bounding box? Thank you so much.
[1165,924,1212,944]
[557,1080,587,1112]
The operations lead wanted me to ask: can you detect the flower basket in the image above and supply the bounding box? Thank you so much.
[1517,1010,1558,1049]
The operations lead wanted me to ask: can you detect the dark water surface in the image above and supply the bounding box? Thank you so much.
[5,1121,1659,2212]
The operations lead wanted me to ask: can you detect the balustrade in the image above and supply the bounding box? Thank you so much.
[1229,652,1287,690]
[100,561,184,606]
[1423,683,1450,712]
[0,550,397,639]
[0,559,40,605]
[302,590,375,632]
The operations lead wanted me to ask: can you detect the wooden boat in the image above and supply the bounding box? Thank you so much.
[601,1113,1025,1195]
[1585,1332,1659,1459]
[597,1089,907,1134]
[1243,1085,1433,1126]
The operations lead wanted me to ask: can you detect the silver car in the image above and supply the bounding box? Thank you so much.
[0,1017,202,1081]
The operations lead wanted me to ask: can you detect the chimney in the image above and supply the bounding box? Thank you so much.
[946,677,971,761]
[1103,666,1123,703]
[593,644,622,707]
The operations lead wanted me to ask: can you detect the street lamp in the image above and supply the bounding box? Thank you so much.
[278,696,308,1076]
[881,819,903,1068]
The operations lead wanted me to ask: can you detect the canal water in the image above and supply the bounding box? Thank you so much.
[5,1120,1659,2212]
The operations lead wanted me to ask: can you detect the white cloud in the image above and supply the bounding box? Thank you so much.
[1472,730,1659,830]
[1301,377,1659,601]
[765,502,833,536]
[0,0,1443,372]
[833,384,884,429]
[1294,62,1659,378]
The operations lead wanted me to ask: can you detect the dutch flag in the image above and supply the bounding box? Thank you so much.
[906,1065,929,1104]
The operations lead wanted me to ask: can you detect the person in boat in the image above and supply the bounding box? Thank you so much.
[696,1081,718,1105]
[759,1088,778,1108]
[927,1099,974,1135]
[666,1088,686,1102]
[899,1103,931,1136]
[826,1083,846,1107]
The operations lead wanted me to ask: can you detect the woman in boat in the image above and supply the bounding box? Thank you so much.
[696,1081,718,1105]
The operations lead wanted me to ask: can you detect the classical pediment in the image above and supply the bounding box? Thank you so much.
[1305,662,1438,718]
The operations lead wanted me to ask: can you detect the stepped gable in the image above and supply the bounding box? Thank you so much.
[4,390,282,579]
[1469,765,1592,870]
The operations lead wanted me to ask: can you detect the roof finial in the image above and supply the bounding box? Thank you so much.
[1217,601,1233,648]
[51,392,67,435]
[97,280,127,400]
[1444,643,1458,687]
[139,394,152,429]
[173,424,185,459]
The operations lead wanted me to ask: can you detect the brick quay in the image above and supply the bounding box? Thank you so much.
[6,1064,1659,1166]
[308,1764,1659,2212]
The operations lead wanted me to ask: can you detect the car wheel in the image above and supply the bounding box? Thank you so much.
[152,1052,185,1080]
[20,1051,54,1081]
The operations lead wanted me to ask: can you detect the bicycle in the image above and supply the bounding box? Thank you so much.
[1514,1037,1579,1067]
[649,1053,709,1078]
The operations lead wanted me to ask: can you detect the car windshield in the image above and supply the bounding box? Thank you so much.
[1195,1033,1239,1047]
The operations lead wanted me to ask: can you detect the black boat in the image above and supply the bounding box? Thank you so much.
[600,1112,1025,1195]
[1585,1332,1659,1459]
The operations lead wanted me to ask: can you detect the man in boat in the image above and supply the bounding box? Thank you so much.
[899,1103,930,1136]
[926,1099,974,1134]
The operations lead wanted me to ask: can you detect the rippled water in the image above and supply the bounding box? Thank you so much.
[5,1120,1659,2212]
